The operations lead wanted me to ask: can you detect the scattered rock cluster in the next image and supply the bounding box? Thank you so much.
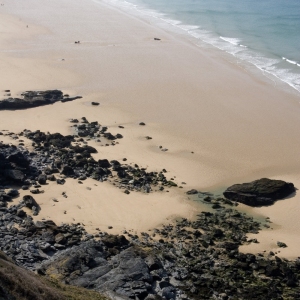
[0,90,82,110]
[20,121,177,192]
[1,142,300,299]
[0,201,86,270]
[70,116,123,140]
[2,182,298,300]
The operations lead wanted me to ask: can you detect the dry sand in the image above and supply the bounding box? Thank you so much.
[1,0,300,257]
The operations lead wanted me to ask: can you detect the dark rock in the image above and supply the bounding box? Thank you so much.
[16,209,26,218]
[103,132,116,140]
[61,165,74,176]
[7,151,29,167]
[22,195,39,210]
[91,102,99,106]
[37,174,47,185]
[56,178,66,185]
[223,178,295,207]
[277,241,287,248]
[187,189,198,195]
[55,233,67,245]
[145,256,163,271]
[6,169,25,182]
[0,90,73,110]
[98,159,111,168]
[101,235,129,249]
[7,189,19,197]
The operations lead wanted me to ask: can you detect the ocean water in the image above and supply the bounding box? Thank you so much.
[103,0,300,93]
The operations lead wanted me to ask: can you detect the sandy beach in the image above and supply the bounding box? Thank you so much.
[1,0,300,258]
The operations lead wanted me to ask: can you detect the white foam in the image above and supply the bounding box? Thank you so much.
[179,25,199,31]
[99,0,300,94]
[220,36,241,46]
[286,59,297,65]
[162,18,182,26]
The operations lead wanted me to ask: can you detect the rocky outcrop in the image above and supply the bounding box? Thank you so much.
[0,90,82,110]
[1,184,300,299]
[39,244,153,299]
[0,251,108,300]
[223,178,295,206]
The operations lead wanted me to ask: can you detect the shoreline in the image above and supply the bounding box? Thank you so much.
[1,0,300,258]
[101,0,300,97]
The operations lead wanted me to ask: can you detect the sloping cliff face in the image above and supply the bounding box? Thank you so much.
[0,251,108,300]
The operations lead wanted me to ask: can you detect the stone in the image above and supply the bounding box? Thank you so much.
[61,165,74,176]
[16,209,26,218]
[223,178,295,207]
[6,169,25,182]
[56,178,66,185]
[0,90,82,110]
[55,233,67,245]
[37,174,47,185]
[7,189,19,197]
[186,189,198,195]
[22,195,39,210]
[277,241,287,248]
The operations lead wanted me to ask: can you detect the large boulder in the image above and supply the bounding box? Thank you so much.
[223,178,295,207]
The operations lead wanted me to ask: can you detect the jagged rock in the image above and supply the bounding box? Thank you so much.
[101,235,129,249]
[55,233,67,245]
[223,178,295,206]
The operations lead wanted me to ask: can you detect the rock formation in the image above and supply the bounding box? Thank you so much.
[0,90,82,110]
[223,178,295,206]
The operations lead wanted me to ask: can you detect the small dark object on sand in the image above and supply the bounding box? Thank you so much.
[91,102,100,106]
[154,38,161,41]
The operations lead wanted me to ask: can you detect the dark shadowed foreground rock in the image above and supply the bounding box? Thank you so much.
[0,251,108,300]
[0,90,82,110]
[223,178,295,206]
